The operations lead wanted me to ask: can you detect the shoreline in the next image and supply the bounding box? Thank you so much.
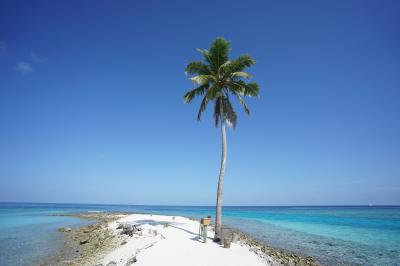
[51,212,319,266]
[42,212,128,265]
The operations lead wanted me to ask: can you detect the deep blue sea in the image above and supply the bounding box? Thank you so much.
[0,203,399,265]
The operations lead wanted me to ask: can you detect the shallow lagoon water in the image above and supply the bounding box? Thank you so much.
[0,204,90,266]
[0,203,399,265]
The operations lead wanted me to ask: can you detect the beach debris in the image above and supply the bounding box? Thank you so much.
[106,261,117,266]
[58,227,72,233]
[116,223,124,229]
[79,238,89,245]
[121,240,127,245]
[118,223,141,236]
[125,256,137,265]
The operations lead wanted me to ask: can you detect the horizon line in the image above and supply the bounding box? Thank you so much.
[1,201,399,207]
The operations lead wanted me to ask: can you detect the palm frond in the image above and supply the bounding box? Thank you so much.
[196,48,213,66]
[218,60,231,71]
[205,85,219,100]
[227,81,245,95]
[197,95,210,121]
[190,75,215,85]
[183,84,209,103]
[243,82,260,97]
[231,71,252,79]
[185,61,210,75]
[233,92,251,115]
[228,80,260,97]
[229,55,255,72]
[209,37,230,71]
[213,99,221,127]
[222,97,237,128]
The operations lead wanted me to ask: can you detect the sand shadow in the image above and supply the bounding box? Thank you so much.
[168,224,198,236]
[190,235,217,243]
[130,219,184,227]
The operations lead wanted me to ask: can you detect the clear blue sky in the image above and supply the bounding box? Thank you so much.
[0,0,399,205]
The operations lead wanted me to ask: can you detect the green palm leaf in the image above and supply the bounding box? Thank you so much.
[233,92,251,115]
[183,84,209,103]
[190,75,216,85]
[229,55,255,72]
[231,71,252,79]
[197,96,209,121]
[208,37,230,72]
[222,97,237,128]
[185,61,211,75]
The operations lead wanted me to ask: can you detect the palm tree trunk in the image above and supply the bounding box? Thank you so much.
[214,98,227,242]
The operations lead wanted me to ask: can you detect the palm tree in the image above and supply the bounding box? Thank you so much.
[184,37,260,242]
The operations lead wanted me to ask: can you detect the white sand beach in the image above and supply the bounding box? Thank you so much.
[99,214,272,266]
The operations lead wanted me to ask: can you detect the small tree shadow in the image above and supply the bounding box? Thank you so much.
[131,219,184,226]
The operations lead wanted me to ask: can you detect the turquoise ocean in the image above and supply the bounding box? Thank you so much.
[0,203,399,265]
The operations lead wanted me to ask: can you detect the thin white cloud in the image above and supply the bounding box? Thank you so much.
[30,52,44,63]
[15,62,33,74]
[0,41,7,56]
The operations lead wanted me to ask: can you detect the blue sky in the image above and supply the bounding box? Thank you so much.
[0,0,399,205]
